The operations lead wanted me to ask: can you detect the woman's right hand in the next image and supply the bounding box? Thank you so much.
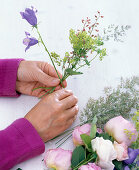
[24,89,78,142]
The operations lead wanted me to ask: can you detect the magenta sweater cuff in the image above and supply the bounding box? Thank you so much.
[0,59,24,97]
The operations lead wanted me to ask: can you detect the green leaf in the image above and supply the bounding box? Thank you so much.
[90,116,97,139]
[65,68,83,75]
[98,133,114,142]
[16,169,22,170]
[80,134,92,152]
[112,160,124,170]
[71,146,85,168]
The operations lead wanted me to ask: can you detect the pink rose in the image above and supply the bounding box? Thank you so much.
[79,163,101,170]
[104,116,138,146]
[72,124,103,146]
[44,148,72,170]
[114,141,129,161]
[72,124,91,146]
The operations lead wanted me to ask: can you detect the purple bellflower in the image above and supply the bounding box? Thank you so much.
[23,32,38,52]
[20,6,37,26]
[124,165,130,170]
[124,148,139,164]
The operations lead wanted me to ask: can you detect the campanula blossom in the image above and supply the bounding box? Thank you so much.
[23,32,38,52]
[124,166,130,170]
[20,6,37,26]
[124,148,139,164]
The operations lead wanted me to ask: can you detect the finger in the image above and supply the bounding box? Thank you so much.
[45,63,63,78]
[55,85,61,91]
[43,63,67,88]
[54,89,73,100]
[61,80,67,88]
[64,105,79,120]
[37,70,60,87]
[61,95,78,110]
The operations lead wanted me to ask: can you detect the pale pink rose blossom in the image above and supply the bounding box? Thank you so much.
[91,137,117,170]
[72,124,103,146]
[114,141,129,161]
[44,148,72,170]
[104,116,138,146]
[79,163,101,170]
[72,124,91,146]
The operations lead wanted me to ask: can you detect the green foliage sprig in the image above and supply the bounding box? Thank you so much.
[131,110,139,149]
[80,76,139,128]
[103,24,131,42]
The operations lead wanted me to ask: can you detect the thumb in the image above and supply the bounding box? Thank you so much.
[37,71,60,86]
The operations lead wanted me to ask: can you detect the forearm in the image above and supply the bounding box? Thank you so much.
[0,118,45,170]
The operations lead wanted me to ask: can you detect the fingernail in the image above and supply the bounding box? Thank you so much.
[52,79,59,84]
[65,89,73,93]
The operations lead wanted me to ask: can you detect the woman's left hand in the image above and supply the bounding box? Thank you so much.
[16,60,67,97]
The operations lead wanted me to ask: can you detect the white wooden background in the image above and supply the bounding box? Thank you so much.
[0,0,138,169]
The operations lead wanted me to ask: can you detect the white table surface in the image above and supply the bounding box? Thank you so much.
[0,0,139,169]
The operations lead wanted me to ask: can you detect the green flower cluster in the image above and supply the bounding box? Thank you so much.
[51,27,107,81]
[131,110,139,149]
[69,29,106,60]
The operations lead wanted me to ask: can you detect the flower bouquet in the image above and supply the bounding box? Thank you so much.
[44,113,139,170]
[20,7,130,98]
[19,7,138,170]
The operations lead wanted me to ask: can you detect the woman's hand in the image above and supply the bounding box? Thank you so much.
[25,89,79,142]
[16,60,67,97]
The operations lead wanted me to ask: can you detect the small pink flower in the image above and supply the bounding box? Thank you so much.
[97,128,103,134]
[72,124,103,146]
[104,116,138,146]
[44,148,72,170]
[79,163,101,170]
[72,124,91,146]
[114,141,129,161]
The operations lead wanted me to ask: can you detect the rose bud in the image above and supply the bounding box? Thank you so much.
[72,124,91,146]
[104,116,138,146]
[44,148,72,170]
[72,124,102,146]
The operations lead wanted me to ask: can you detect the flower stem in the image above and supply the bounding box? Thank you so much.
[75,54,98,71]
[36,26,64,88]
[73,155,96,170]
